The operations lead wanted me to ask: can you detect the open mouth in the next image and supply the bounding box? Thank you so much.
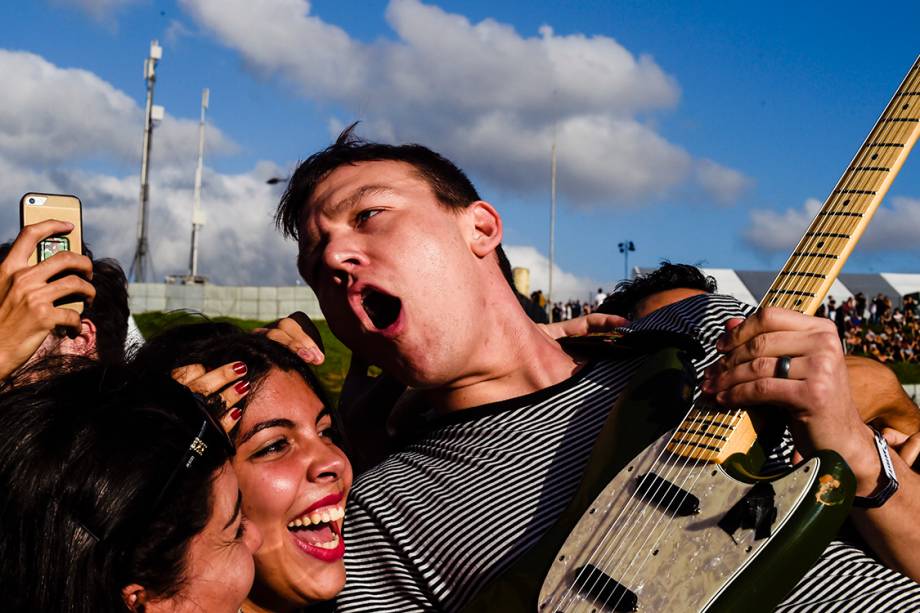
[361,288,402,330]
[288,503,345,561]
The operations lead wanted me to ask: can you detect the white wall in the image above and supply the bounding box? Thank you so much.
[129,283,323,321]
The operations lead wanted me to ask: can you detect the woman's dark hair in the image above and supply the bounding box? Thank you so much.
[0,360,232,612]
[130,322,344,448]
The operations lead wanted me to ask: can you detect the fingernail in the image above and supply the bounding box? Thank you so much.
[310,348,324,363]
[700,378,712,393]
[234,380,251,394]
[230,408,242,421]
[716,391,727,404]
[297,348,314,362]
[232,362,247,375]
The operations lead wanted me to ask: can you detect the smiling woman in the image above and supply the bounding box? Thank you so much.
[132,323,353,612]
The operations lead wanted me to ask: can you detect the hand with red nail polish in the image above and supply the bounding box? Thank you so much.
[255,312,326,365]
[171,361,251,433]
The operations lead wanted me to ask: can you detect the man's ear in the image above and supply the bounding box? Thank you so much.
[58,319,97,358]
[121,584,147,612]
[467,201,503,258]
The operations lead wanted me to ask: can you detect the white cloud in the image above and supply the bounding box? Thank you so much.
[859,197,920,250]
[744,198,822,252]
[180,0,748,207]
[743,196,920,254]
[0,49,297,285]
[694,158,752,205]
[504,245,599,302]
[50,0,141,25]
[165,19,194,45]
[0,50,237,168]
[0,158,297,285]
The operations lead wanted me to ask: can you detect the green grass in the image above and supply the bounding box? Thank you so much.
[133,311,352,402]
[134,312,920,396]
[881,361,920,384]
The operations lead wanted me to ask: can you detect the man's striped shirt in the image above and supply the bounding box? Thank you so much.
[335,294,920,611]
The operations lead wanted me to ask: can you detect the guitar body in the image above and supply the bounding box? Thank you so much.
[539,440,852,612]
[462,346,855,612]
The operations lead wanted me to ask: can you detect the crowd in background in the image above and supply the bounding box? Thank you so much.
[821,292,920,363]
[532,287,607,323]
[534,284,920,366]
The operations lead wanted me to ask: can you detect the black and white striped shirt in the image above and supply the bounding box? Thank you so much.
[335,294,920,611]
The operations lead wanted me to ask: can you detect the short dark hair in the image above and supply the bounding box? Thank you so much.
[0,361,231,612]
[597,262,717,318]
[83,257,129,364]
[276,123,514,287]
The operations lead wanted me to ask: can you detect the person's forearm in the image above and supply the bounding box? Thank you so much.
[850,451,920,581]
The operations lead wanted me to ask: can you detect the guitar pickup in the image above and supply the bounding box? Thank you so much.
[571,564,638,612]
[634,472,700,516]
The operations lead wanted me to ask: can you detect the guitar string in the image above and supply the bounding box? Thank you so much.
[594,75,920,613]
[551,345,757,608]
[549,350,746,608]
[550,66,918,611]
[594,80,917,613]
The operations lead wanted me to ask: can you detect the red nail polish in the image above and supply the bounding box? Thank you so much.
[230,408,242,421]
[232,362,247,375]
[234,380,251,394]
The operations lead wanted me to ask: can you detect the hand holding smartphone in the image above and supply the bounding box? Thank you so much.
[0,195,95,380]
[19,193,85,312]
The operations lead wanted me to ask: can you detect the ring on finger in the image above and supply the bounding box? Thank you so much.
[775,355,792,379]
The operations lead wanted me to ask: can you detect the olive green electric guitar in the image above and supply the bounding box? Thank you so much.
[464,55,920,613]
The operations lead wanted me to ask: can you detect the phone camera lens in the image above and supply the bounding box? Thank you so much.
[28,198,35,204]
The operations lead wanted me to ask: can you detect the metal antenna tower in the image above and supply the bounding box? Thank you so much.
[187,88,209,282]
[130,40,164,282]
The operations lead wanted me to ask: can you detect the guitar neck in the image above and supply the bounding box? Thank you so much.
[669,55,920,463]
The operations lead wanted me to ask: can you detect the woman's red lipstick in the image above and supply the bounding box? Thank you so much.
[300,491,342,516]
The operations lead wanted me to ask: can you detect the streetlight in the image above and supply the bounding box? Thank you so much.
[618,240,636,280]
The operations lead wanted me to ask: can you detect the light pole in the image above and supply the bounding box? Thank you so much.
[548,128,557,320]
[618,240,635,280]
[130,39,165,282]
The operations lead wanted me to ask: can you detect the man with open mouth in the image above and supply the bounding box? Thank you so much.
[276,125,920,611]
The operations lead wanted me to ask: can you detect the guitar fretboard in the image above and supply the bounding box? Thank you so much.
[669,55,920,463]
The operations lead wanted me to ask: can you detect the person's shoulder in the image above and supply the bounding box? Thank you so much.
[630,292,753,336]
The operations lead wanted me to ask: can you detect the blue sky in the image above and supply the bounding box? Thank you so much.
[1,0,918,300]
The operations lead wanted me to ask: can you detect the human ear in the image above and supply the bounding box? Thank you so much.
[121,584,147,612]
[57,319,97,358]
[467,201,503,257]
